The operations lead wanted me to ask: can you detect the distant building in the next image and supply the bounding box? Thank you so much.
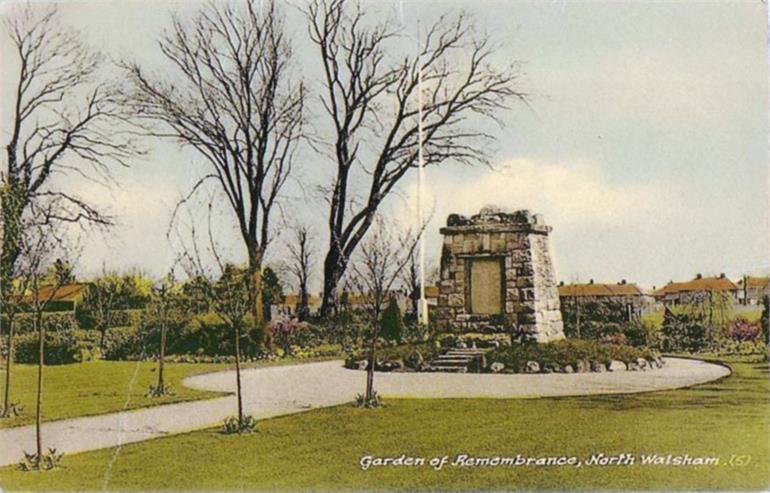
[558,280,648,320]
[736,276,770,305]
[24,283,89,312]
[652,274,738,306]
[403,285,439,315]
[270,293,321,320]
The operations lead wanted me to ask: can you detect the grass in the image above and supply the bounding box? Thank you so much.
[0,356,338,429]
[642,307,762,328]
[0,355,767,491]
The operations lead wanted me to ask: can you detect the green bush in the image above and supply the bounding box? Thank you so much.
[1,312,79,334]
[380,298,404,343]
[102,326,145,360]
[13,330,101,365]
[486,339,656,373]
[172,312,264,359]
[346,342,441,367]
[659,310,708,352]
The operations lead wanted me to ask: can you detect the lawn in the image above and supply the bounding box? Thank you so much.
[641,307,762,328]
[1,355,767,491]
[0,356,337,429]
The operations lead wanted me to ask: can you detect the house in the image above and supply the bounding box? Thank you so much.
[24,283,89,312]
[736,276,770,305]
[270,293,322,320]
[558,280,648,320]
[652,274,737,306]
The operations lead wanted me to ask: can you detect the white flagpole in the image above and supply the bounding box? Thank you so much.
[417,43,428,328]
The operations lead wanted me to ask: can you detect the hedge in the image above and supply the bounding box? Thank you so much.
[0,312,79,334]
[12,330,102,365]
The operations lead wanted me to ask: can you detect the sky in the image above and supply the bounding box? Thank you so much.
[0,0,767,291]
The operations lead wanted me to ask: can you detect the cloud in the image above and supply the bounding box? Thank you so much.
[397,158,668,234]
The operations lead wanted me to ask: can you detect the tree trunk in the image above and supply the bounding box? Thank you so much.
[321,248,343,317]
[247,247,264,325]
[299,285,309,322]
[157,320,166,392]
[365,313,380,402]
[35,309,44,460]
[2,317,14,417]
[234,322,243,429]
[365,332,376,401]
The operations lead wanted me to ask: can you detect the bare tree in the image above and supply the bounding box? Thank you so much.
[176,206,254,432]
[1,5,138,314]
[286,224,315,321]
[1,203,41,418]
[79,270,135,350]
[124,0,305,325]
[12,217,73,468]
[347,216,420,404]
[306,0,526,315]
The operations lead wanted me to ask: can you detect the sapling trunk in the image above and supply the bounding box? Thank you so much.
[234,323,243,428]
[35,309,44,460]
[157,321,166,392]
[2,317,14,417]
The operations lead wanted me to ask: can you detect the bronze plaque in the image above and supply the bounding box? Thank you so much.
[470,257,503,314]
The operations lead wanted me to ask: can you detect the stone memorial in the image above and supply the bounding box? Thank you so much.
[436,206,565,342]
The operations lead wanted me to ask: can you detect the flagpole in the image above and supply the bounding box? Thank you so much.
[417,39,428,328]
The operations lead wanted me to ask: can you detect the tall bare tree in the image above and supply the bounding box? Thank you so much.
[306,0,526,315]
[347,216,420,403]
[124,0,305,325]
[286,224,315,321]
[1,5,138,312]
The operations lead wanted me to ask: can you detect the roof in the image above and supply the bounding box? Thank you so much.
[737,276,770,290]
[28,283,88,303]
[653,277,738,297]
[558,282,643,297]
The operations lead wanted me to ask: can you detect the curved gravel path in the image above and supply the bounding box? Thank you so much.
[0,357,729,467]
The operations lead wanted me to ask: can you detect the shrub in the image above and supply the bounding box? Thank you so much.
[355,391,383,408]
[725,318,761,342]
[102,326,144,360]
[221,415,257,434]
[1,312,79,335]
[659,309,708,352]
[18,448,63,472]
[485,339,656,373]
[379,298,404,343]
[345,342,441,368]
[271,319,308,355]
[13,330,101,365]
[174,312,264,359]
[603,333,627,346]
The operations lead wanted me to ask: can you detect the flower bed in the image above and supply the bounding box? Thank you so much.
[483,339,661,374]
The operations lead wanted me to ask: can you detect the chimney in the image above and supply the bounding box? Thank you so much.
[719,273,726,279]
[589,279,594,284]
[559,281,565,286]
[696,273,703,280]
[620,279,627,285]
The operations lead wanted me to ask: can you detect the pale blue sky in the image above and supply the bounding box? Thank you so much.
[1,0,767,290]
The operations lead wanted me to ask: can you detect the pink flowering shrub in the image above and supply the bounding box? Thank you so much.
[726,318,761,342]
[603,332,628,346]
[270,319,309,355]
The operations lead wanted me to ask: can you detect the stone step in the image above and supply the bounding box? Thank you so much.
[427,365,468,373]
[431,359,472,367]
[445,349,489,355]
[434,356,476,363]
